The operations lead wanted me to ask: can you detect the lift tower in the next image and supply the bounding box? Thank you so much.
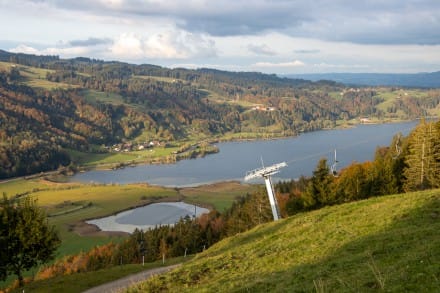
[244,162,287,221]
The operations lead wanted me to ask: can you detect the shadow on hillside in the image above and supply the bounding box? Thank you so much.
[239,195,440,292]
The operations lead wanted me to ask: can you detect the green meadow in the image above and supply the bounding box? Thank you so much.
[128,189,440,292]
[1,179,253,258]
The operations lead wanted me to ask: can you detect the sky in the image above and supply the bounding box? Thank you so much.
[0,0,440,74]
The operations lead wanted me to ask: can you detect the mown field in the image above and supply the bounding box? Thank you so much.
[128,189,440,292]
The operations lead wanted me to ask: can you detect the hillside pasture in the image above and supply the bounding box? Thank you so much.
[130,189,440,292]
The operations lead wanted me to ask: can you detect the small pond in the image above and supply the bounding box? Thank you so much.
[86,202,209,233]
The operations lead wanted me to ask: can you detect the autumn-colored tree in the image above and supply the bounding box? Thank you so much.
[404,120,440,191]
[334,162,374,202]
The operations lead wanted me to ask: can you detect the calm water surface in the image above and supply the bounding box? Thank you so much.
[87,202,209,233]
[72,121,418,187]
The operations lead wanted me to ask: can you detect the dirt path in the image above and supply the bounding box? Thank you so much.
[82,264,181,293]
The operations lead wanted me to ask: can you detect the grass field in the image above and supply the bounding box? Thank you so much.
[374,87,434,116]
[67,146,181,167]
[1,178,253,257]
[0,61,75,90]
[1,179,179,255]
[132,75,185,83]
[81,89,126,106]
[128,189,440,292]
[179,181,260,212]
[0,179,256,290]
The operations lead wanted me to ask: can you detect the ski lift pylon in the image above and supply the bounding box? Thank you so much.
[331,149,339,177]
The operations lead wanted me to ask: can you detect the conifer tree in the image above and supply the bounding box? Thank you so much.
[404,120,440,191]
[303,158,334,208]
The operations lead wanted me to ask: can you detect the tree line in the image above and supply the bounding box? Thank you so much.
[280,119,440,214]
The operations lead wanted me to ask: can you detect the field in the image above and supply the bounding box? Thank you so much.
[179,181,261,212]
[81,89,126,106]
[67,146,181,167]
[374,87,440,118]
[0,179,254,257]
[129,189,440,292]
[0,61,74,90]
[0,178,255,289]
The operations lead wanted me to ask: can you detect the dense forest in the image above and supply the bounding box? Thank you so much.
[1,49,439,178]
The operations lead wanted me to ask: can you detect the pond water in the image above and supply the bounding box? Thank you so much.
[72,121,418,187]
[86,202,209,233]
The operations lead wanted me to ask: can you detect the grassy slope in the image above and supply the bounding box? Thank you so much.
[0,61,74,90]
[179,181,261,212]
[129,189,440,292]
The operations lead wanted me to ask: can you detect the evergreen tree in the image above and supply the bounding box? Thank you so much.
[302,158,334,209]
[0,194,60,286]
[404,120,440,191]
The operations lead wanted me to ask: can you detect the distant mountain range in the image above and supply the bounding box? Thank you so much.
[284,72,440,88]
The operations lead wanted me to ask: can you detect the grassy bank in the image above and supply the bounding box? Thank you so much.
[128,189,440,292]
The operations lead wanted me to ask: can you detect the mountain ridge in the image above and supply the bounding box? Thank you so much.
[284,71,440,88]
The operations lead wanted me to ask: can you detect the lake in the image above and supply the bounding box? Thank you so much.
[71,121,418,187]
[87,202,209,233]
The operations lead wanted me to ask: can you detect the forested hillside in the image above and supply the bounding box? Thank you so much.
[1,49,439,178]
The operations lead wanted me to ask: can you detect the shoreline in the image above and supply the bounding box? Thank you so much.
[0,118,422,184]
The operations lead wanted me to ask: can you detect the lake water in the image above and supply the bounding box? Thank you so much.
[72,121,418,187]
[87,202,209,233]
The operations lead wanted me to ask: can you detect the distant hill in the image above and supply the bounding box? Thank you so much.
[0,49,439,178]
[130,189,440,292]
[285,72,440,88]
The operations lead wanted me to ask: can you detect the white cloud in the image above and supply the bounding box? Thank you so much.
[254,60,305,68]
[110,33,144,58]
[110,29,217,60]
[313,63,370,69]
[10,44,94,58]
[10,44,39,54]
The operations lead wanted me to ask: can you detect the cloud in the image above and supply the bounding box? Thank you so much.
[247,44,276,56]
[110,30,217,60]
[312,63,370,69]
[10,44,39,54]
[254,60,305,68]
[10,44,92,57]
[294,49,320,54]
[17,0,440,45]
[69,37,112,47]
[8,28,217,61]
